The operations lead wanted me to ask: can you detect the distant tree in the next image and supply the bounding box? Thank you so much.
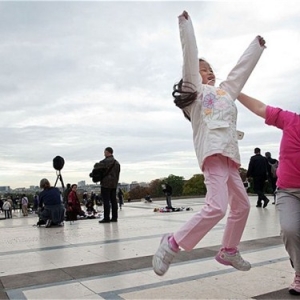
[148,179,164,198]
[123,191,130,201]
[239,167,248,182]
[162,174,185,197]
[239,167,254,194]
[183,174,206,196]
[129,186,149,200]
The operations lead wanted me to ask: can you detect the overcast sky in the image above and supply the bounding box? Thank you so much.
[1,1,300,189]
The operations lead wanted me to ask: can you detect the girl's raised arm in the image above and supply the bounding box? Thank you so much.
[220,36,266,100]
[178,11,202,94]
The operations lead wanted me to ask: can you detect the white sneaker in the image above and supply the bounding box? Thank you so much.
[152,233,178,276]
[45,219,52,228]
[215,248,251,271]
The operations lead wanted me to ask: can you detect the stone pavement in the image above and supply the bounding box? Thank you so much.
[0,196,297,300]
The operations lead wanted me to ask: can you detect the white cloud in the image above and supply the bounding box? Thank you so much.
[0,1,299,188]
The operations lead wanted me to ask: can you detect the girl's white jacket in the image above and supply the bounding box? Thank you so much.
[179,15,265,170]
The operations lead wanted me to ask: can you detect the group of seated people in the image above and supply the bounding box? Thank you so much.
[37,179,99,228]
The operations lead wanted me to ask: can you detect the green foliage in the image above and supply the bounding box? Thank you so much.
[239,167,248,182]
[148,179,164,198]
[125,167,272,199]
[183,174,206,195]
[162,174,184,197]
[123,191,130,201]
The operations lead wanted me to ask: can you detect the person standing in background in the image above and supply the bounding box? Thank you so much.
[21,194,28,216]
[117,188,124,210]
[7,196,13,217]
[265,152,278,204]
[98,147,121,223]
[247,148,270,208]
[63,183,71,207]
[2,198,12,218]
[162,183,173,209]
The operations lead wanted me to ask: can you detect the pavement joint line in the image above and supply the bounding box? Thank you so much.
[4,254,290,300]
[0,236,283,290]
[0,224,225,257]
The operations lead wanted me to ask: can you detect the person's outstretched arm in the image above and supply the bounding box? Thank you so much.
[237,93,267,119]
[220,36,266,100]
[178,10,202,94]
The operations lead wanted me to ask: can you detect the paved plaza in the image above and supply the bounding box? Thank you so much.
[0,196,297,300]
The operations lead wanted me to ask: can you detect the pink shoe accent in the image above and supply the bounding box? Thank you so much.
[168,235,179,252]
[224,247,237,255]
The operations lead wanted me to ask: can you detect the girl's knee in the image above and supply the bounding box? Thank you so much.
[212,206,227,220]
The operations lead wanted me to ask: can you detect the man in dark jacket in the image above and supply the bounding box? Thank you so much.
[265,152,278,204]
[162,183,173,209]
[98,147,121,223]
[247,147,270,208]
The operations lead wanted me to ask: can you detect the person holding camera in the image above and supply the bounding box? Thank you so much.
[91,147,120,223]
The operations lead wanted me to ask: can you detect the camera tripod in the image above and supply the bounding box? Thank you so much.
[54,170,65,192]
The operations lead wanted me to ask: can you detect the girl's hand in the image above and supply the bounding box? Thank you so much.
[179,10,189,20]
[257,35,266,47]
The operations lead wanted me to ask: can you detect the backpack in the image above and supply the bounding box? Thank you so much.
[269,161,278,178]
[90,162,106,183]
[2,201,11,211]
[89,160,116,183]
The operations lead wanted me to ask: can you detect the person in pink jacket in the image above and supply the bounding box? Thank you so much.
[152,10,266,276]
[237,92,300,296]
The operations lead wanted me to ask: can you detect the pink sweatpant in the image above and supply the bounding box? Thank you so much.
[174,154,250,251]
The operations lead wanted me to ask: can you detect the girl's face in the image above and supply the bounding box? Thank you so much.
[199,60,215,86]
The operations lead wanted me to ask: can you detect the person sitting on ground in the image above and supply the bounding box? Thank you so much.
[37,178,65,228]
[67,184,85,222]
[82,192,88,206]
[85,200,97,219]
[145,194,152,203]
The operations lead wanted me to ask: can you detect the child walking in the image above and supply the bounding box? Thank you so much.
[237,92,300,295]
[152,11,266,276]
